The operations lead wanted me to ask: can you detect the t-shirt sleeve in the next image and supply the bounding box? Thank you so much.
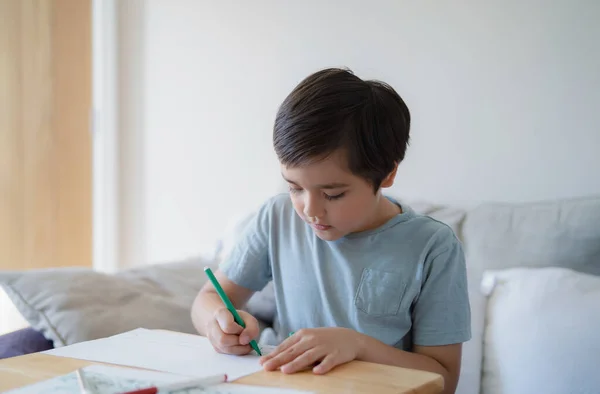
[219,199,273,292]
[412,227,472,346]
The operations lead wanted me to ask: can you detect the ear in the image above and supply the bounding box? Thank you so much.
[380,163,399,188]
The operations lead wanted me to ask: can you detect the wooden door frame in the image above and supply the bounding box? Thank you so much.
[92,0,119,273]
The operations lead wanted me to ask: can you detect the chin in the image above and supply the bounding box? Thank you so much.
[313,229,345,242]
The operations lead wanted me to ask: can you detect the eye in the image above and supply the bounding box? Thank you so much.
[288,186,302,194]
[324,192,345,201]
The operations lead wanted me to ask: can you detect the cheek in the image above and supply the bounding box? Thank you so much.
[290,195,305,217]
[333,194,377,225]
[329,200,365,225]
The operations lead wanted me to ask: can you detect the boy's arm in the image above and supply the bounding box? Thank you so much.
[191,269,255,336]
[356,335,461,394]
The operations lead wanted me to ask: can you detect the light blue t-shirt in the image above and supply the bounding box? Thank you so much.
[221,193,471,350]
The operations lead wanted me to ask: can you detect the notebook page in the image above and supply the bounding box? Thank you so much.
[45,328,274,381]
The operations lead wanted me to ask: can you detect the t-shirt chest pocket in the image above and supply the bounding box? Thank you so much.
[354,268,407,317]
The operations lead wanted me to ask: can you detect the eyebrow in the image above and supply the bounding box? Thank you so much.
[282,175,349,189]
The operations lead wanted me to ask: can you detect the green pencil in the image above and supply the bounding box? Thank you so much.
[204,267,262,356]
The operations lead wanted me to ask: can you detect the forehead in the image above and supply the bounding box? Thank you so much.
[281,151,363,186]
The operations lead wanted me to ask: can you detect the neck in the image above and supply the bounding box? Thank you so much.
[357,194,402,233]
[378,194,402,218]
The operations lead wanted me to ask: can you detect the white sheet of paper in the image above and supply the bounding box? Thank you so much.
[7,364,314,394]
[44,328,275,381]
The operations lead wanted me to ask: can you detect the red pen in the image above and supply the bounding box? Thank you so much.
[119,373,228,394]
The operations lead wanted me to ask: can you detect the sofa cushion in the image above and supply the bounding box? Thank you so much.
[0,257,218,347]
[480,267,600,394]
[0,327,54,359]
[458,196,600,394]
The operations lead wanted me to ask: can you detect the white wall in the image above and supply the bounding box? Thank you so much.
[0,290,28,335]
[118,0,600,266]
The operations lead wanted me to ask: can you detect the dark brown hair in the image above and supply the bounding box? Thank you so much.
[273,68,411,192]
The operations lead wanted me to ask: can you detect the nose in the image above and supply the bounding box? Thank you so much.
[303,192,325,219]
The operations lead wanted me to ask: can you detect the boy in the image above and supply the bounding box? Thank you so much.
[191,68,471,393]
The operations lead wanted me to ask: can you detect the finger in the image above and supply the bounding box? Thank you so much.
[281,348,323,374]
[238,312,259,345]
[214,309,243,335]
[313,354,338,375]
[238,328,253,346]
[259,353,273,364]
[206,319,239,347]
[259,334,300,364]
[219,344,252,356]
[262,341,309,371]
[217,333,242,347]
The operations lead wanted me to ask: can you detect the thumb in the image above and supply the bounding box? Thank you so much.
[238,311,259,345]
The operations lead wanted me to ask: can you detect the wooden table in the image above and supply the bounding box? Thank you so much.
[0,352,443,393]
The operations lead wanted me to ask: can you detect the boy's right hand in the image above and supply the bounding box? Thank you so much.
[207,307,260,355]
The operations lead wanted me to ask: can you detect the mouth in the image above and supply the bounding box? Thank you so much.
[311,223,332,231]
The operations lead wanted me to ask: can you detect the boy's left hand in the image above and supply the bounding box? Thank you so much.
[259,327,362,374]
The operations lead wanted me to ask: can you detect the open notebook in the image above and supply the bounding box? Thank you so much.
[6,364,314,394]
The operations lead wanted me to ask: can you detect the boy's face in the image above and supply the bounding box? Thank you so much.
[281,150,396,241]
